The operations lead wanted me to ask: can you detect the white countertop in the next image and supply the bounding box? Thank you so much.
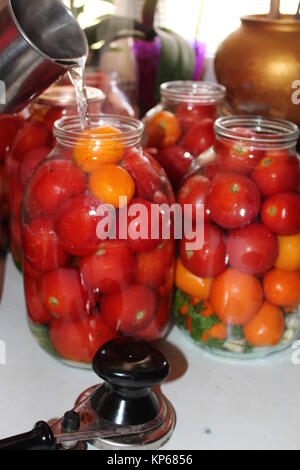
[0,254,299,451]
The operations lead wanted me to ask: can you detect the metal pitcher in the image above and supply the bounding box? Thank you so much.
[0,0,88,114]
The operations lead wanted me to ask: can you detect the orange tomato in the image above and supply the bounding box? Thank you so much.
[210,323,228,341]
[200,300,215,318]
[74,126,125,173]
[275,234,300,272]
[145,111,182,148]
[263,269,300,307]
[210,269,263,326]
[243,301,285,347]
[175,259,212,299]
[89,164,135,208]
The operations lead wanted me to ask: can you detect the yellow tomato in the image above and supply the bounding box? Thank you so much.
[74,126,125,173]
[275,234,300,272]
[175,259,213,299]
[89,164,135,208]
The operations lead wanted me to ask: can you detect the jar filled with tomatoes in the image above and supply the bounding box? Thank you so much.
[22,115,175,367]
[6,86,104,269]
[174,116,300,358]
[144,81,226,190]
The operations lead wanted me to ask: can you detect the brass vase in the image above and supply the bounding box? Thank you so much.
[215,15,300,126]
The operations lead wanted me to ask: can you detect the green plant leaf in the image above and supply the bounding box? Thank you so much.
[155,28,195,101]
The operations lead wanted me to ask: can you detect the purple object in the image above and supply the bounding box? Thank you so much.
[133,36,161,117]
[192,41,206,80]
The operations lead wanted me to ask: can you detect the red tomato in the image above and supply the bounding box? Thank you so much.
[261,193,300,236]
[43,107,64,132]
[10,217,21,247]
[22,216,71,271]
[121,148,162,200]
[136,240,174,288]
[0,115,23,159]
[12,121,52,160]
[100,284,157,334]
[204,162,221,180]
[50,314,118,363]
[135,298,170,341]
[178,175,211,224]
[216,137,264,175]
[23,258,40,280]
[80,244,137,294]
[251,151,300,197]
[122,198,165,254]
[227,223,278,275]
[176,103,217,130]
[155,145,194,189]
[24,276,52,325]
[8,176,23,218]
[19,147,51,188]
[182,119,215,156]
[25,160,86,215]
[208,173,262,229]
[180,223,227,278]
[55,194,107,256]
[39,267,95,321]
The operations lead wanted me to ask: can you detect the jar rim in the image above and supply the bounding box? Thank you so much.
[215,116,300,149]
[37,85,105,107]
[160,81,226,104]
[54,114,144,147]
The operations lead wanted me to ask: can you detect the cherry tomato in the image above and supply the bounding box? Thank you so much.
[123,198,165,254]
[80,244,137,294]
[55,194,107,256]
[43,107,64,132]
[12,121,52,160]
[210,268,263,326]
[176,103,217,130]
[19,147,51,188]
[145,111,182,148]
[275,234,300,272]
[208,173,261,229]
[251,151,300,197]
[182,119,215,156]
[89,164,135,208]
[175,259,213,300]
[74,126,125,173]
[215,137,264,175]
[155,145,194,189]
[0,115,23,159]
[8,176,23,218]
[23,258,40,280]
[204,162,221,180]
[243,301,284,347]
[135,298,170,341]
[263,269,300,306]
[261,193,300,236]
[24,276,52,325]
[180,224,227,278]
[136,240,175,288]
[101,284,157,334]
[227,223,278,275]
[22,216,71,271]
[25,160,86,216]
[178,175,211,224]
[50,314,118,363]
[121,148,162,200]
[39,267,95,321]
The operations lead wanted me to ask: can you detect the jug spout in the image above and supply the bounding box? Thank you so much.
[0,0,88,114]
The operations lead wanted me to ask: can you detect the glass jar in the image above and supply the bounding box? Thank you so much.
[22,115,175,368]
[7,86,104,269]
[143,81,226,190]
[0,115,24,252]
[85,69,136,117]
[174,116,300,359]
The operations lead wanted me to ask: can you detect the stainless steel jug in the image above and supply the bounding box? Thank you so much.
[0,0,88,113]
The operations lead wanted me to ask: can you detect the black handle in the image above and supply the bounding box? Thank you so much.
[0,422,56,450]
[91,337,170,426]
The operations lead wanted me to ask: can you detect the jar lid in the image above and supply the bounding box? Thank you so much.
[37,85,105,107]
[160,81,226,104]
